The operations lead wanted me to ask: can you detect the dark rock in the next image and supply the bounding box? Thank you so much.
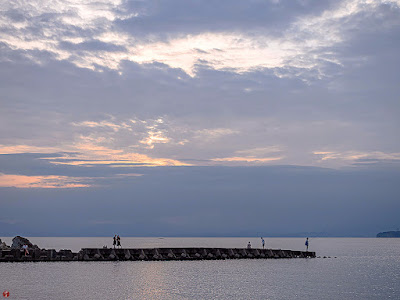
[166,250,175,259]
[11,236,39,250]
[0,239,9,250]
[124,249,131,260]
[214,249,221,258]
[228,249,235,258]
[109,249,118,260]
[4,255,15,261]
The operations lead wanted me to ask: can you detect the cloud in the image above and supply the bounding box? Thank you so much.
[235,146,283,156]
[195,128,239,139]
[1,0,399,78]
[211,156,283,164]
[139,131,170,149]
[0,0,399,239]
[313,151,400,164]
[208,146,284,165]
[0,145,62,154]
[0,173,91,188]
[73,120,132,132]
[45,141,188,167]
[0,0,399,172]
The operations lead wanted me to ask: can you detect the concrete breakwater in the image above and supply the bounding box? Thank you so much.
[0,247,315,262]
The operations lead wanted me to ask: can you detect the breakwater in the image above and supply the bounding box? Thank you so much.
[0,247,315,262]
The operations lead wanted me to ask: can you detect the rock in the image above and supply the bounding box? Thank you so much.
[11,236,39,250]
[0,241,9,250]
[167,250,175,259]
[214,249,221,258]
[109,249,118,260]
[4,255,15,261]
[138,249,147,260]
[124,249,131,260]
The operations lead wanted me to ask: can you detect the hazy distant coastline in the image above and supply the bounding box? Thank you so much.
[376,231,400,238]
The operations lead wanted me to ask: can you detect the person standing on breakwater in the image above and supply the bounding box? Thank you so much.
[247,242,252,249]
[305,237,309,252]
[117,235,121,248]
[261,237,265,249]
[113,235,117,249]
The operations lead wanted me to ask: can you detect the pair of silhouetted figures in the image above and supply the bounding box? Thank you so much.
[113,235,121,248]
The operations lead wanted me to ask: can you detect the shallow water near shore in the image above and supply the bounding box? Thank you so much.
[1,237,399,299]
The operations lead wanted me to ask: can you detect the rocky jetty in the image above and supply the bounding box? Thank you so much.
[0,247,315,262]
[0,236,316,262]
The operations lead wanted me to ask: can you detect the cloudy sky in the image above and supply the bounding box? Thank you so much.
[0,0,399,237]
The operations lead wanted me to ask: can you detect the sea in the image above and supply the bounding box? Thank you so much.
[0,237,399,300]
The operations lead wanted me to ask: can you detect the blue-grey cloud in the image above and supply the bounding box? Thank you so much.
[59,40,127,52]
[118,0,337,39]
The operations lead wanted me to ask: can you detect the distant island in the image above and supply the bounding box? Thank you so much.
[376,231,400,238]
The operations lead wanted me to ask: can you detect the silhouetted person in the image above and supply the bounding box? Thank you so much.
[247,242,251,249]
[113,235,117,249]
[305,237,309,252]
[261,237,265,249]
[117,235,121,248]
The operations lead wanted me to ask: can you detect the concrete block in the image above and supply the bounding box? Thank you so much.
[124,249,132,260]
[138,249,147,260]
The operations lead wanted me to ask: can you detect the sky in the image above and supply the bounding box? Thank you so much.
[0,0,399,237]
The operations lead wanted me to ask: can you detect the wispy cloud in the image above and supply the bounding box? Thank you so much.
[211,156,282,163]
[0,145,61,154]
[2,0,398,77]
[235,146,283,156]
[195,128,239,140]
[0,173,91,188]
[45,141,188,167]
[313,151,400,162]
[73,120,132,132]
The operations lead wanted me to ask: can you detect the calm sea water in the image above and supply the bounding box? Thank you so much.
[0,237,399,300]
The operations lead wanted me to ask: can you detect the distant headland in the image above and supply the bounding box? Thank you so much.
[376,231,400,238]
